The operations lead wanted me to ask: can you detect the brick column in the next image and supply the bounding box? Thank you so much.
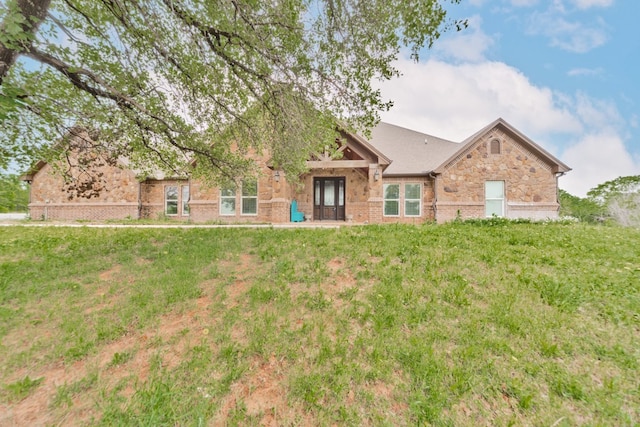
[368,164,383,223]
[270,170,290,223]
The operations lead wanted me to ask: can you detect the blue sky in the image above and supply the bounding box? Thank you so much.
[378,0,640,196]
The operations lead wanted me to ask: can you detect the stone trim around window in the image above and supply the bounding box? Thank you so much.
[490,138,501,155]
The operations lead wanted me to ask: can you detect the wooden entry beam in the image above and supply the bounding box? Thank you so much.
[306,160,370,169]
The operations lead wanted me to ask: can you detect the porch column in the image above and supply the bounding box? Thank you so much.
[368,164,383,223]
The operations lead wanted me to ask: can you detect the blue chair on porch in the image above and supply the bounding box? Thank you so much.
[291,200,305,222]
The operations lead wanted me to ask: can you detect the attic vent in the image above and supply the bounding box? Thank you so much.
[490,139,501,155]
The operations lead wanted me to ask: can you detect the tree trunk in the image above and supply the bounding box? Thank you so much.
[0,0,52,84]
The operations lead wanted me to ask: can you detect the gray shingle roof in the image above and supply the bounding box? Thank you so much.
[368,122,460,176]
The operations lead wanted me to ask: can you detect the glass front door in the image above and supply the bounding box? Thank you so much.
[313,177,345,220]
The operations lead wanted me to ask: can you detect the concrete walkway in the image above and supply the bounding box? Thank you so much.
[0,219,357,229]
[0,213,27,221]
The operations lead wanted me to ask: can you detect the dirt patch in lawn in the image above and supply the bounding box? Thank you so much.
[1,253,366,426]
[0,293,216,426]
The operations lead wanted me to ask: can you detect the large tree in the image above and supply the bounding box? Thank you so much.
[587,175,640,227]
[1,0,464,183]
[0,173,29,212]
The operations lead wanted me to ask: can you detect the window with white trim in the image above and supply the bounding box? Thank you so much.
[241,179,258,215]
[404,183,421,217]
[165,186,179,215]
[181,185,190,216]
[384,183,400,216]
[220,180,258,216]
[485,181,505,217]
[220,184,236,215]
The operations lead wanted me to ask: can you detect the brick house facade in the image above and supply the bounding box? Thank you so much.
[22,118,570,223]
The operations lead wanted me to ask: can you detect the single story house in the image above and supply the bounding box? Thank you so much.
[22,118,570,223]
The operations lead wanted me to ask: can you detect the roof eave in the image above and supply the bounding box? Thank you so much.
[382,172,432,178]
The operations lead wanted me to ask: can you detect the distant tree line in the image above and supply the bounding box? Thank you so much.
[560,175,640,227]
[0,173,28,212]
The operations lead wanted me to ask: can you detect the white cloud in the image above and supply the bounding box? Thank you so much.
[510,0,540,6]
[527,10,609,53]
[559,94,639,195]
[380,58,581,142]
[433,16,494,63]
[574,92,623,129]
[469,0,539,7]
[560,130,639,196]
[569,0,614,9]
[567,67,604,77]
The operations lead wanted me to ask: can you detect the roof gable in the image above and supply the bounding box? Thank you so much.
[305,127,392,170]
[433,118,571,174]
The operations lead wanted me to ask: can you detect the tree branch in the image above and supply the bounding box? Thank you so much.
[0,0,52,84]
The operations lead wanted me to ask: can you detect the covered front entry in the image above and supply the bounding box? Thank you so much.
[313,177,345,221]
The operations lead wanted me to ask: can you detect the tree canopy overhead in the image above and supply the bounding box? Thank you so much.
[1,0,465,182]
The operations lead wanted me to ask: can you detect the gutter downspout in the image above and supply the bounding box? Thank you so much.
[138,180,143,219]
[428,172,438,222]
[555,172,566,214]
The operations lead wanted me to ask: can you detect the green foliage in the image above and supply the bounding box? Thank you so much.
[585,176,640,227]
[558,189,604,223]
[3,376,44,401]
[0,173,29,212]
[1,0,465,182]
[587,175,640,204]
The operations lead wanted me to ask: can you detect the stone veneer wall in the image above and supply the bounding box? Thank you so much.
[28,162,139,221]
[435,127,560,222]
[295,167,371,222]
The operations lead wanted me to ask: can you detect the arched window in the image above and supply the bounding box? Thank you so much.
[490,139,501,154]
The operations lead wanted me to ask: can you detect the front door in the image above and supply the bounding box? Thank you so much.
[314,177,345,221]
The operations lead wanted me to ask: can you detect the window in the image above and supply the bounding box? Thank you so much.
[485,181,505,217]
[404,183,421,216]
[384,184,400,216]
[241,179,258,215]
[490,139,501,154]
[165,186,178,215]
[384,183,422,217]
[181,185,190,216]
[220,180,258,216]
[220,184,236,215]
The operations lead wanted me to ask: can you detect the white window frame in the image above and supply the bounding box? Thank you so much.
[485,180,505,217]
[220,180,258,216]
[220,184,237,216]
[404,183,422,217]
[181,185,190,216]
[383,183,400,217]
[165,185,179,216]
[241,179,258,216]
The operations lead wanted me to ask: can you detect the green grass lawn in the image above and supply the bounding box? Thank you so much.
[0,221,639,425]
